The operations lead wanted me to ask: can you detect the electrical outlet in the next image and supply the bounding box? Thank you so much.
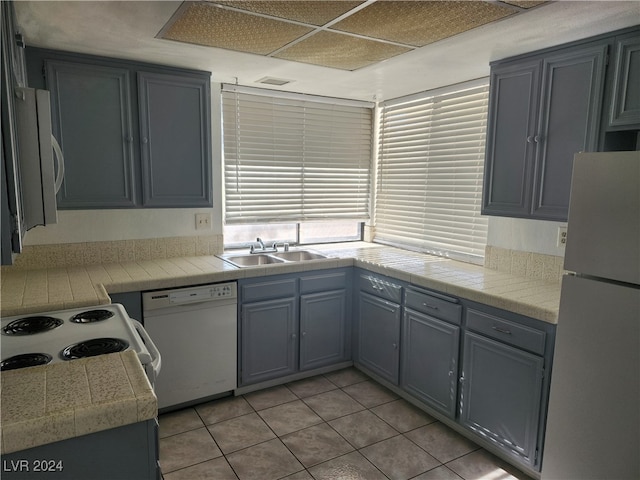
[195,213,211,230]
[557,226,567,247]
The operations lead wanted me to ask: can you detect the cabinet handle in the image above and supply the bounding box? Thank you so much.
[459,375,465,384]
[534,135,542,143]
[527,136,534,143]
[491,325,512,335]
[392,343,398,349]
[142,137,149,144]
[302,331,306,337]
[125,135,133,142]
[372,285,383,291]
[422,302,439,310]
[291,333,297,340]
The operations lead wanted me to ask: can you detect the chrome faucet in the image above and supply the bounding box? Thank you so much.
[250,237,278,254]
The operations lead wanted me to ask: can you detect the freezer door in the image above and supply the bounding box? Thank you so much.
[564,151,639,284]
[542,275,640,479]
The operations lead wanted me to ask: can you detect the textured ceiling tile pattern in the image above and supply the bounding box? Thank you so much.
[273,31,411,70]
[501,0,548,8]
[163,2,313,55]
[213,1,365,26]
[160,0,549,70]
[332,1,516,47]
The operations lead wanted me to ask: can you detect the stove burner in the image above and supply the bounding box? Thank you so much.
[2,316,63,335]
[1,353,53,371]
[70,309,115,324]
[61,338,129,360]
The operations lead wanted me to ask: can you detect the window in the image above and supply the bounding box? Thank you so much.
[375,79,489,264]
[222,86,372,242]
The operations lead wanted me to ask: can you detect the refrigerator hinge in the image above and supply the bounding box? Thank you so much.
[540,367,545,380]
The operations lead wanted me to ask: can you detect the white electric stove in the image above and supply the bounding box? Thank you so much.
[1,304,161,383]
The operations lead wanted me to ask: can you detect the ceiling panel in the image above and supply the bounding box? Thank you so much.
[273,30,411,70]
[331,1,516,47]
[161,2,313,55]
[213,1,365,26]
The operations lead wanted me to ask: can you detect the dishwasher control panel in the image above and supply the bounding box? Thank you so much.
[142,282,237,310]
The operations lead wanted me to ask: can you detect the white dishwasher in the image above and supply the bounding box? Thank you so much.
[142,282,237,411]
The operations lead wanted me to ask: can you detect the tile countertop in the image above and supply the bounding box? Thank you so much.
[0,242,560,454]
[0,350,157,454]
[0,242,561,324]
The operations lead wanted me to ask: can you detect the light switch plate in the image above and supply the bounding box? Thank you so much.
[557,226,567,247]
[195,213,211,230]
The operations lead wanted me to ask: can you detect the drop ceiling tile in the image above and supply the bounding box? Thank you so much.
[274,31,411,71]
[331,1,516,47]
[500,0,547,8]
[161,2,313,55]
[213,1,365,26]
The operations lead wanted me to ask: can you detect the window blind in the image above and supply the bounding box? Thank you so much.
[375,80,489,263]
[222,87,372,224]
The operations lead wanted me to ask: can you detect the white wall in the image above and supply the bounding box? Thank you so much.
[24,82,225,246]
[487,216,567,257]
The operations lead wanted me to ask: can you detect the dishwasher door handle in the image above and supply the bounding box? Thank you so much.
[133,320,162,384]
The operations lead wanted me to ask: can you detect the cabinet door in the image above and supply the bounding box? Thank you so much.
[299,289,348,371]
[609,32,640,128]
[460,331,544,469]
[357,292,401,384]
[532,43,608,220]
[240,297,297,386]
[46,61,137,208]
[401,309,459,418]
[138,72,211,207]
[482,60,541,217]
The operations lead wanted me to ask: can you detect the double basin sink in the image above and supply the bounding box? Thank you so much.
[218,250,329,268]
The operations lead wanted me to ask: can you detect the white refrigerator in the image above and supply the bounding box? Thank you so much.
[542,151,640,479]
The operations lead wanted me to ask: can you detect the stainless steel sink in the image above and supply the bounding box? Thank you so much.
[220,254,286,267]
[217,250,328,268]
[270,250,327,261]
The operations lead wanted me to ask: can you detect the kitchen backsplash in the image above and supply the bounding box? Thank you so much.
[485,245,565,283]
[4,235,224,270]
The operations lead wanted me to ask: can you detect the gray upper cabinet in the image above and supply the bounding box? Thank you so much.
[608,31,640,128]
[47,61,136,208]
[483,41,608,221]
[27,48,212,209]
[138,72,211,207]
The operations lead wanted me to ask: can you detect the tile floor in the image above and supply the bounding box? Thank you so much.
[158,368,534,480]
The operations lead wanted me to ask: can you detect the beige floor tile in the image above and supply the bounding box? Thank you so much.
[258,400,323,436]
[308,451,387,480]
[244,384,297,410]
[328,410,398,448]
[159,427,222,473]
[196,395,254,425]
[226,438,304,480]
[163,456,238,480]
[342,380,399,408]
[324,367,369,387]
[302,388,365,421]
[281,423,354,467]
[413,465,464,479]
[207,412,276,454]
[406,422,479,463]
[446,449,529,480]
[371,398,436,432]
[158,408,204,438]
[286,375,337,398]
[362,434,440,479]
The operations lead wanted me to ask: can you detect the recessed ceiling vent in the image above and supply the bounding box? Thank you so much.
[257,76,293,86]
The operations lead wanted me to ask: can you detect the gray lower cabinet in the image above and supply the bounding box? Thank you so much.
[239,269,351,386]
[459,306,554,471]
[299,289,348,371]
[483,40,608,221]
[401,310,459,418]
[241,296,298,385]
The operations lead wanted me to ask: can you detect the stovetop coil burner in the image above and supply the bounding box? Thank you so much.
[61,338,129,360]
[1,353,53,371]
[70,309,115,324]
[2,316,64,336]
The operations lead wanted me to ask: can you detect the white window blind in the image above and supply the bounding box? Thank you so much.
[375,80,489,263]
[222,87,372,224]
